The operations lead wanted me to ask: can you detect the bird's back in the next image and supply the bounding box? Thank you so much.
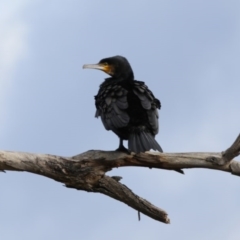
[95,78,161,140]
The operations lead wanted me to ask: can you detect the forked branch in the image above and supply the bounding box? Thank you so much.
[0,134,239,224]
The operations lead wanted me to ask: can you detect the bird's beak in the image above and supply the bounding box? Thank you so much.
[83,63,112,75]
[83,63,106,71]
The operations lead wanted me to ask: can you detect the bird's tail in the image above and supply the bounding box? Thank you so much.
[128,130,163,153]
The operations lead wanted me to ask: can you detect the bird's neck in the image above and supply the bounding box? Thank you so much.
[104,77,134,84]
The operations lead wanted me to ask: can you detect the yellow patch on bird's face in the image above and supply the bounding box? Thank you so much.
[101,63,114,76]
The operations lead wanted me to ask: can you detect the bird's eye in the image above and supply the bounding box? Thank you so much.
[103,62,108,66]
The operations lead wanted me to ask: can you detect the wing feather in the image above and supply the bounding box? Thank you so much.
[95,83,129,131]
[133,81,161,135]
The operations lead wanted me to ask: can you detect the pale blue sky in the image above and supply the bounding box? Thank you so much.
[0,1,240,239]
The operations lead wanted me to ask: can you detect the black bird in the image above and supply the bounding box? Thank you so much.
[83,56,163,153]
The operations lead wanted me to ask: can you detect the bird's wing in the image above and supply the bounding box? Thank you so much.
[133,81,161,135]
[95,83,130,131]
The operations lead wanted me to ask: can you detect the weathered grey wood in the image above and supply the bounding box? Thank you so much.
[222,133,240,163]
[0,151,170,223]
[0,133,239,224]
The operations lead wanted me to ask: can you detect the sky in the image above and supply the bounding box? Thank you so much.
[0,0,240,239]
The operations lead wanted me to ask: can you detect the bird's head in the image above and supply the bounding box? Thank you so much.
[83,55,134,79]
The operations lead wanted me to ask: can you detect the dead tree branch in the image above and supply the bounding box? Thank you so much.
[0,134,239,224]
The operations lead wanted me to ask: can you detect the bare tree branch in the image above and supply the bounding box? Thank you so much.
[222,134,240,163]
[0,133,239,223]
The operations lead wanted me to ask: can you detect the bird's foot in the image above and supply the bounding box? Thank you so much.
[115,146,130,154]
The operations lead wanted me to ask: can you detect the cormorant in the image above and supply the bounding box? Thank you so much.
[83,56,163,153]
